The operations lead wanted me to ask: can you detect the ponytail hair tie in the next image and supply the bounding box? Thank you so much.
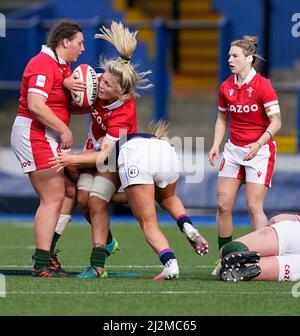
[119,54,131,64]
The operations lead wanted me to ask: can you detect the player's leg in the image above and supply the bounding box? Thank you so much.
[77,171,119,255]
[254,256,279,280]
[245,182,268,230]
[156,182,208,256]
[125,184,179,280]
[77,172,119,278]
[77,170,94,221]
[216,224,279,278]
[221,224,279,259]
[111,192,127,204]
[216,176,242,250]
[236,225,279,255]
[268,213,300,225]
[51,175,75,253]
[29,169,69,277]
[49,175,76,273]
[219,256,286,281]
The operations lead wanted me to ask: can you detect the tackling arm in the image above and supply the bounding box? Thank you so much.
[50,136,116,171]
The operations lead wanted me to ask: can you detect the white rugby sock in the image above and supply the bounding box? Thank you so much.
[55,215,71,235]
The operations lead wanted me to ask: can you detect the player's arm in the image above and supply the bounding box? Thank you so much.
[208,111,227,167]
[256,105,281,147]
[50,136,117,171]
[243,92,281,161]
[243,110,281,161]
[27,92,73,149]
[257,81,282,146]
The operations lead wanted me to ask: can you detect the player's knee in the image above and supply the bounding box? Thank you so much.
[77,173,93,192]
[217,200,232,215]
[42,196,64,212]
[77,195,89,216]
[89,176,116,203]
[65,182,76,199]
[247,202,263,217]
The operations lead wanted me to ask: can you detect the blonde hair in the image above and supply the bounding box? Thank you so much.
[95,21,153,101]
[231,35,265,67]
[147,120,170,140]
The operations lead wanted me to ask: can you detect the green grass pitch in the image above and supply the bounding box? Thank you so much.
[0,220,299,316]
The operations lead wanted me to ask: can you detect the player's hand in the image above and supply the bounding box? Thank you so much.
[49,153,76,172]
[243,142,260,161]
[59,128,73,149]
[208,146,219,167]
[63,73,86,93]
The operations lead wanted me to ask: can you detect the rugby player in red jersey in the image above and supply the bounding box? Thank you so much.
[208,36,281,252]
[59,21,153,278]
[11,20,85,277]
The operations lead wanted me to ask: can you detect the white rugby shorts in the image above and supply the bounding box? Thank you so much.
[218,139,276,187]
[271,220,300,255]
[11,116,60,174]
[269,220,300,281]
[276,254,300,281]
[118,137,180,189]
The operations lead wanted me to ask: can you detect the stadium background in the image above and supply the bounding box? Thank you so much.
[0,0,299,220]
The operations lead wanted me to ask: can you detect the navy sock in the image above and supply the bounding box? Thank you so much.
[176,214,193,232]
[159,248,176,265]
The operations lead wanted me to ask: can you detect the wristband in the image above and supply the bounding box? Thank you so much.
[256,141,262,148]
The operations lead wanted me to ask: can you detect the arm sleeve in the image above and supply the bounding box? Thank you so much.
[27,61,55,99]
[260,79,280,116]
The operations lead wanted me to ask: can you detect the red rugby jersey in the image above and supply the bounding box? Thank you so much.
[218,68,279,146]
[90,95,138,142]
[18,46,72,129]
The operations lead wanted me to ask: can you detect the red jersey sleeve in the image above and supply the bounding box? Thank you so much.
[27,60,55,99]
[218,83,228,113]
[260,78,278,107]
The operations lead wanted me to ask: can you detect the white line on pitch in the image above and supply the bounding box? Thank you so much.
[3,290,292,296]
[0,246,35,250]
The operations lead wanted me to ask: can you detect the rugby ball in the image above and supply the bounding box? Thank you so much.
[71,64,98,107]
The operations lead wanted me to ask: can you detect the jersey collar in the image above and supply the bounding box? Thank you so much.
[41,45,67,65]
[104,99,124,111]
[234,67,256,86]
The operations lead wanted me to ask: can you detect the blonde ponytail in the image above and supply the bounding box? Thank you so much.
[95,21,153,101]
[147,120,170,140]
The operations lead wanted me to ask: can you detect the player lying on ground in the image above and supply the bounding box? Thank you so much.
[217,214,300,281]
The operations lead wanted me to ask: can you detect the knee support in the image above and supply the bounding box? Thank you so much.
[89,176,116,203]
[77,173,94,191]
